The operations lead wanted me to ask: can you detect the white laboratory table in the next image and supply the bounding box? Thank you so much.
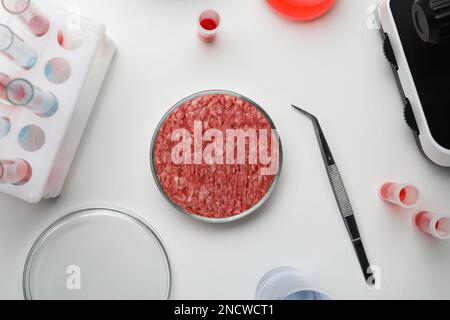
[1,0,450,300]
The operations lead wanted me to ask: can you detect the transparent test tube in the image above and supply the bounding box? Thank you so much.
[0,24,37,69]
[0,159,31,185]
[415,212,450,240]
[2,0,50,37]
[256,267,332,300]
[379,182,420,208]
[6,78,58,117]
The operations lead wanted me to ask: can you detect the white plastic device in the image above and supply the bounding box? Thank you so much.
[0,0,116,203]
[377,0,450,167]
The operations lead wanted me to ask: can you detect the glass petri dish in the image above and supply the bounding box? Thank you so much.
[150,90,283,224]
[23,207,171,300]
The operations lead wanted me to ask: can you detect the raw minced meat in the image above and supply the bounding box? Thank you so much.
[153,93,278,219]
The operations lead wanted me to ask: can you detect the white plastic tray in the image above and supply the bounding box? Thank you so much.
[0,0,115,203]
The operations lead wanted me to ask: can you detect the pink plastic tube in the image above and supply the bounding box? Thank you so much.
[198,10,220,42]
[379,182,420,208]
[0,159,32,185]
[415,212,450,240]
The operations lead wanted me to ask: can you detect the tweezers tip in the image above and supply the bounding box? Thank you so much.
[291,105,316,120]
[291,105,304,113]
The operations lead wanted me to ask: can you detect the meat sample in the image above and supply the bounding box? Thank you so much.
[153,93,279,219]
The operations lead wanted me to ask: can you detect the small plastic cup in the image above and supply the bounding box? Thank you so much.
[415,212,450,240]
[379,182,420,208]
[198,9,220,42]
[256,267,332,300]
[0,159,32,185]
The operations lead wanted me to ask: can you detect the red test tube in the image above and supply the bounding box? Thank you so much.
[379,182,420,208]
[415,212,450,240]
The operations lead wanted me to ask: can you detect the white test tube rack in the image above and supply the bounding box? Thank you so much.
[0,0,116,203]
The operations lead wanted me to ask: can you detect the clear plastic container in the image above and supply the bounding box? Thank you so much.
[0,24,37,69]
[256,267,332,300]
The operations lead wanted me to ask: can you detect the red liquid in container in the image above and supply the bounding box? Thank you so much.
[267,0,336,21]
[198,10,221,42]
[379,182,419,208]
[200,18,218,31]
[399,188,407,202]
[57,31,64,46]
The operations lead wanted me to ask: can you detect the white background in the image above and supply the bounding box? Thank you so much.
[1,0,450,300]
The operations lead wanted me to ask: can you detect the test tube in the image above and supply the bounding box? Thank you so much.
[6,78,58,117]
[379,182,420,208]
[0,72,10,101]
[0,116,11,138]
[198,9,221,42]
[1,0,49,37]
[415,211,450,240]
[0,24,37,69]
[256,267,332,300]
[0,159,31,185]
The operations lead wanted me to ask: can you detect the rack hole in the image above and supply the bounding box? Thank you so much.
[0,116,10,138]
[19,125,45,152]
[57,24,85,50]
[45,58,71,84]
